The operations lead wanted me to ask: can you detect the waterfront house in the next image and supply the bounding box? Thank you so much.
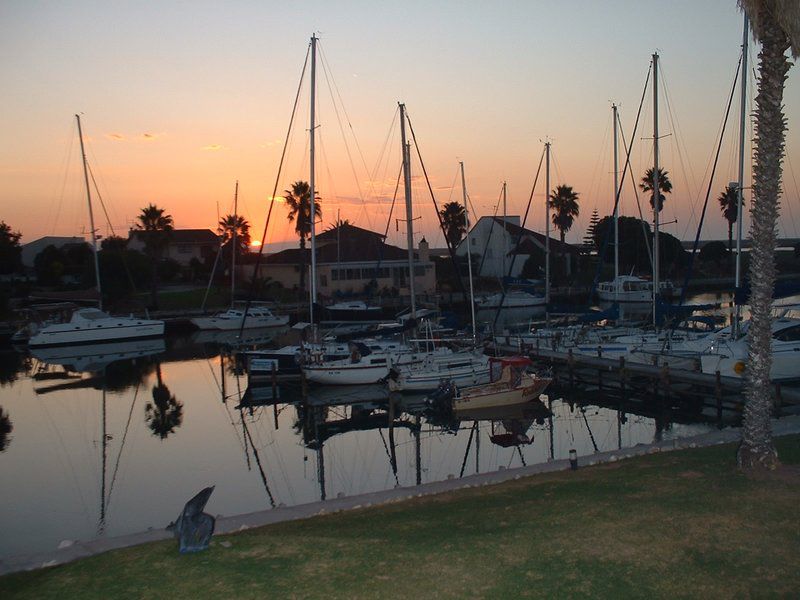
[127,228,218,266]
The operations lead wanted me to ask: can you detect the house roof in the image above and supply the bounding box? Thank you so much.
[317,223,386,243]
[129,229,218,244]
[490,217,580,256]
[264,240,415,265]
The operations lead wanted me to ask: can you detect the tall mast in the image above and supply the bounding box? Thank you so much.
[76,114,102,310]
[612,103,620,302]
[502,181,507,281]
[545,141,551,306]
[231,180,238,306]
[734,13,749,337]
[309,35,318,322]
[399,103,416,318]
[461,161,477,346]
[652,52,660,327]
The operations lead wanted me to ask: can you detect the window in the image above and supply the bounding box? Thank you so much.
[774,324,800,342]
[320,275,327,286]
[414,266,425,276]
[331,269,339,281]
[177,244,192,254]
[471,237,476,246]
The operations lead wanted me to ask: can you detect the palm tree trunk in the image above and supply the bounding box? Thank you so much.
[299,236,307,291]
[738,15,791,471]
[150,258,159,310]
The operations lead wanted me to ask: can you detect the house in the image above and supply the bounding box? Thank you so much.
[455,216,580,278]
[127,229,218,266]
[243,223,435,297]
[21,236,86,268]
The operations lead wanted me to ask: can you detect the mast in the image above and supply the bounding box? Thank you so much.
[76,114,102,310]
[399,103,416,318]
[309,35,318,322]
[545,141,551,306]
[231,180,238,306]
[502,181,507,280]
[461,161,477,346]
[612,104,620,302]
[652,52,660,327]
[734,14,749,337]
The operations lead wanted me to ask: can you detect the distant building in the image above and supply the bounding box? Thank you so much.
[127,229,218,266]
[21,236,86,268]
[243,223,435,296]
[455,216,580,278]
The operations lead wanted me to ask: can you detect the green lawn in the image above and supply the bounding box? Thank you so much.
[3,436,800,599]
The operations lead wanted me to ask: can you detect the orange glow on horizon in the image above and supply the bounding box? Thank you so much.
[250,240,262,247]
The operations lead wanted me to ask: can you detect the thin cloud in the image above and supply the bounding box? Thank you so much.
[107,133,125,141]
[202,144,225,151]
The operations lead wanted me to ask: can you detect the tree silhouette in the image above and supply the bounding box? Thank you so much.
[0,406,12,451]
[438,201,467,248]
[284,181,322,291]
[548,185,580,244]
[217,213,251,268]
[718,184,741,253]
[136,204,173,309]
[144,363,183,439]
[639,168,673,213]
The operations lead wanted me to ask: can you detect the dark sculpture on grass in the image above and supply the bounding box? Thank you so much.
[167,486,216,553]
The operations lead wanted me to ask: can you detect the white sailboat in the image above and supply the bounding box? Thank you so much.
[26,115,165,348]
[389,162,491,393]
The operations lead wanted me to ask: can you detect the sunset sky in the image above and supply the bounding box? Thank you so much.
[1,1,798,254]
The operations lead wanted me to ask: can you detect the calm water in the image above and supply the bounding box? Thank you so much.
[0,297,739,559]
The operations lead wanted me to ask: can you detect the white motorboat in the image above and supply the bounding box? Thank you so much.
[191,302,289,330]
[476,290,546,309]
[387,350,491,393]
[302,343,453,386]
[27,308,164,348]
[597,275,680,303]
[700,312,800,382]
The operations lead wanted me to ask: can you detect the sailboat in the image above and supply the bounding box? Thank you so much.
[388,162,491,393]
[26,116,165,348]
[192,182,289,331]
[596,99,680,305]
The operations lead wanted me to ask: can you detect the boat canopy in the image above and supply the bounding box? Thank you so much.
[489,356,532,367]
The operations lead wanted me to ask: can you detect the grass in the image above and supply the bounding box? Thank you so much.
[3,436,800,599]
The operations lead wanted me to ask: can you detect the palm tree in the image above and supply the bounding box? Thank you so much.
[639,168,673,212]
[0,406,12,452]
[284,181,321,291]
[145,363,183,440]
[136,204,173,309]
[736,0,799,471]
[548,185,581,244]
[718,184,741,253]
[217,213,251,268]
[438,201,467,249]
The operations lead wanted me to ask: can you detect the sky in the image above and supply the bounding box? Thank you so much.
[1,0,799,254]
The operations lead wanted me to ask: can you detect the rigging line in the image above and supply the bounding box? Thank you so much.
[240,43,310,338]
[105,380,140,511]
[240,411,277,507]
[659,62,701,231]
[676,53,742,311]
[459,421,477,478]
[405,110,468,297]
[370,108,400,206]
[619,121,655,271]
[50,119,77,235]
[784,151,800,236]
[477,187,504,277]
[592,63,653,293]
[87,163,115,235]
[318,43,375,197]
[318,53,367,210]
[377,428,399,486]
[493,147,546,328]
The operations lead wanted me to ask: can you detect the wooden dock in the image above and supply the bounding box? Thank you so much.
[493,339,800,427]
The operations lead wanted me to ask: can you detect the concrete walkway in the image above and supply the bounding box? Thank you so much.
[3,415,799,577]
